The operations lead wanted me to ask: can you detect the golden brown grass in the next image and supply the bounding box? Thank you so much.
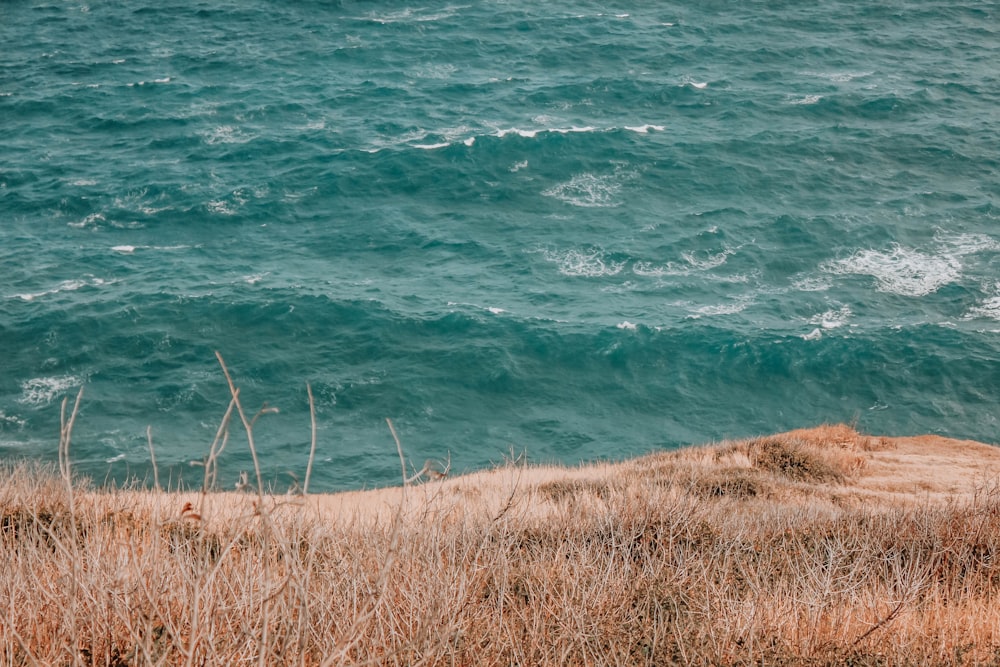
[4,375,1000,665]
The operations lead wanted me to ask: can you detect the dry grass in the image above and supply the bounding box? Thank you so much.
[3,372,1000,665]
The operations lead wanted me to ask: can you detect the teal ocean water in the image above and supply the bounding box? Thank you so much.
[2,1,999,491]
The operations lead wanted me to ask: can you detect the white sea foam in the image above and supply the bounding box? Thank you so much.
[808,305,852,329]
[495,126,598,139]
[690,297,752,317]
[19,375,84,406]
[625,124,665,133]
[632,261,687,277]
[205,199,237,215]
[463,137,475,146]
[410,63,457,79]
[202,125,255,145]
[935,230,1000,256]
[804,70,874,83]
[112,188,170,216]
[687,81,708,89]
[106,453,126,463]
[363,6,464,24]
[510,160,528,173]
[0,411,26,430]
[70,178,98,186]
[14,277,112,302]
[495,128,539,138]
[486,306,505,315]
[543,173,622,208]
[68,212,106,229]
[793,275,833,292]
[681,248,734,270]
[616,321,637,330]
[789,94,823,105]
[540,248,626,277]
[823,244,960,297]
[112,245,136,254]
[413,142,450,150]
[802,328,823,341]
[965,296,1000,321]
[242,273,268,285]
[128,76,171,87]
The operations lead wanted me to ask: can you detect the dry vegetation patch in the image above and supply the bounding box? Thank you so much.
[4,424,1000,665]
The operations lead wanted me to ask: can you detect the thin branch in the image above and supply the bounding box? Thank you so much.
[147,425,161,492]
[304,382,317,495]
[851,598,907,647]
[386,417,407,487]
[215,351,264,504]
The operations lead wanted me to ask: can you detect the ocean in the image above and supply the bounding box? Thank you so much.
[2,0,999,491]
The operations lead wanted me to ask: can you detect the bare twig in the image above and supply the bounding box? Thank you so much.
[304,383,317,495]
[147,425,161,492]
[215,351,265,503]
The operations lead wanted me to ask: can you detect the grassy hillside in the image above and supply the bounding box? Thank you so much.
[4,424,1000,665]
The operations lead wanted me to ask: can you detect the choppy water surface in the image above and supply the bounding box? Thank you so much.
[2,1,999,490]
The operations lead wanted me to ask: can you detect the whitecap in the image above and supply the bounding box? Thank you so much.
[495,128,538,138]
[822,245,960,297]
[19,375,83,406]
[616,321,637,330]
[362,6,462,24]
[112,188,170,216]
[963,291,1000,321]
[409,63,457,79]
[688,81,708,89]
[13,277,111,302]
[202,125,255,145]
[486,307,505,315]
[803,70,874,83]
[625,124,665,133]
[802,328,823,341]
[808,305,851,329]
[106,453,126,463]
[551,126,597,134]
[129,77,171,87]
[242,273,268,285]
[543,173,622,208]
[681,248,734,270]
[540,248,626,277]
[463,137,475,146]
[0,411,26,430]
[207,199,237,215]
[788,94,822,105]
[112,245,136,254]
[632,261,687,277]
[934,230,1000,256]
[413,142,450,150]
[690,298,751,317]
[793,275,833,292]
[494,126,598,139]
[510,160,528,172]
[68,212,106,229]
